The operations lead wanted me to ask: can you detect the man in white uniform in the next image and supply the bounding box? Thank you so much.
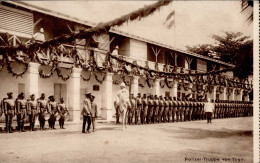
[115,82,130,130]
[204,98,214,123]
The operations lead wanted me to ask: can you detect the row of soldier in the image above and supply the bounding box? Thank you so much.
[115,93,253,125]
[0,92,69,133]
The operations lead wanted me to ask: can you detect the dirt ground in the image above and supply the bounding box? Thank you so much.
[0,117,253,163]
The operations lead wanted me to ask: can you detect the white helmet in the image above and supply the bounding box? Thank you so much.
[120,82,126,88]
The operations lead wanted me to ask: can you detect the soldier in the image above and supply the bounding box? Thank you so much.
[172,97,177,122]
[178,98,184,122]
[213,100,218,119]
[37,93,49,130]
[187,98,191,121]
[135,93,142,125]
[48,96,59,129]
[158,95,164,123]
[163,96,169,123]
[129,94,136,125]
[140,94,148,124]
[147,95,154,124]
[82,93,92,133]
[168,96,173,123]
[193,99,198,120]
[3,92,16,133]
[16,92,27,132]
[182,98,187,121]
[114,100,120,124]
[153,95,159,123]
[27,94,38,131]
[58,98,68,129]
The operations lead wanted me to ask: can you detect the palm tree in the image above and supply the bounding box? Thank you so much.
[241,0,253,23]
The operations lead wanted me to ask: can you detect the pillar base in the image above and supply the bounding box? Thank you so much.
[101,108,113,121]
[69,109,81,123]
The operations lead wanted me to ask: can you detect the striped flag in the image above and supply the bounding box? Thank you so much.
[164,10,175,29]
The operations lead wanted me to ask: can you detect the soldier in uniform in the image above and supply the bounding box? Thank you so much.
[135,93,142,125]
[187,98,192,121]
[3,92,16,133]
[16,92,27,132]
[168,96,173,123]
[153,95,159,123]
[163,96,169,123]
[48,96,59,129]
[182,98,187,121]
[158,95,164,123]
[27,94,38,131]
[172,97,177,122]
[37,93,49,130]
[114,100,120,124]
[58,98,68,129]
[178,98,183,122]
[129,94,136,125]
[140,94,147,124]
[192,99,197,120]
[147,95,154,124]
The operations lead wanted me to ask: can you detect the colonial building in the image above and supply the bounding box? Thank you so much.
[0,1,252,122]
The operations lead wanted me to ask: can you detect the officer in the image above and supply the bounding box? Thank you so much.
[153,95,159,123]
[48,96,58,129]
[141,94,147,124]
[58,98,68,129]
[135,93,142,125]
[202,98,206,120]
[27,94,38,131]
[172,97,177,122]
[163,96,169,123]
[3,92,16,133]
[168,96,173,123]
[16,92,27,132]
[147,95,154,124]
[158,95,164,123]
[129,94,136,125]
[37,93,48,130]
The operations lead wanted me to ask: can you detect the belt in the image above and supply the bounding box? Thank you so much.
[31,107,37,110]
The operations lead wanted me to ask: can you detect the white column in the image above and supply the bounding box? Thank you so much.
[68,68,82,122]
[230,88,235,101]
[131,76,139,97]
[238,89,243,101]
[172,80,178,98]
[26,62,40,98]
[213,86,217,101]
[101,73,113,120]
[154,79,160,96]
[223,88,227,100]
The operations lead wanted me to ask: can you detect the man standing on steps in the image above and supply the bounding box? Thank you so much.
[204,98,214,123]
[82,92,92,133]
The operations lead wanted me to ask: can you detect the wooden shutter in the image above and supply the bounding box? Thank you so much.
[0,5,33,35]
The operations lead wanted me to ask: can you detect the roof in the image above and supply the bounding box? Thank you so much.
[3,1,234,67]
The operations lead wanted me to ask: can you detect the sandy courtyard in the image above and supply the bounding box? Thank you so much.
[0,117,253,163]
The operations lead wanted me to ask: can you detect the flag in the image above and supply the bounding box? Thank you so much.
[164,10,175,29]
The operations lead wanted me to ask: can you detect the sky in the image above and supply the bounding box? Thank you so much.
[25,1,253,50]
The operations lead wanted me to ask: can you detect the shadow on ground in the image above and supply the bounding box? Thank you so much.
[161,127,252,139]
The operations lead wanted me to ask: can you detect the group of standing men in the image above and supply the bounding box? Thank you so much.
[0,92,69,133]
[115,93,253,125]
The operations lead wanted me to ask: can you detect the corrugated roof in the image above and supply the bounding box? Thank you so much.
[4,1,234,67]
